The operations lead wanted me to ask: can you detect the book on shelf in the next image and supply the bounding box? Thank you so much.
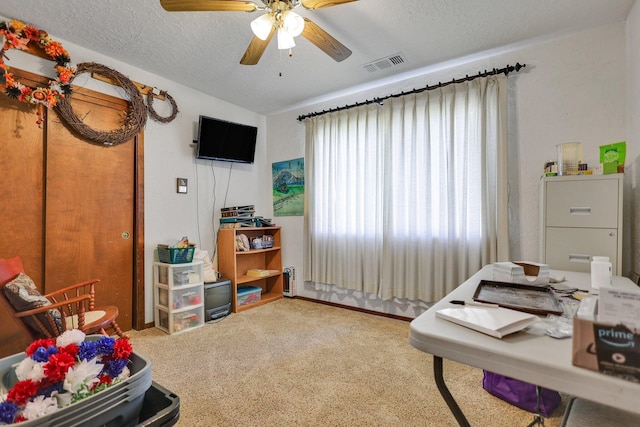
[435,306,539,338]
[221,205,254,212]
[246,269,279,277]
[221,223,254,229]
[221,205,255,218]
[220,217,240,223]
[220,223,240,229]
[254,216,274,227]
[220,217,255,225]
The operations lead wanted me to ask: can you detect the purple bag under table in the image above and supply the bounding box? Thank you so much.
[482,371,562,417]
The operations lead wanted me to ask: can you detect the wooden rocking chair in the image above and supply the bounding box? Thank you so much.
[0,256,126,339]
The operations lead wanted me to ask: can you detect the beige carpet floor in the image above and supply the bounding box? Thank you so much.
[128,298,566,426]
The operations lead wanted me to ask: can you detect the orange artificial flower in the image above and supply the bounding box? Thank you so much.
[17,86,32,102]
[56,66,74,83]
[44,41,67,58]
[9,20,25,33]
[46,90,59,107]
[23,25,40,42]
[2,30,21,49]
[4,72,15,87]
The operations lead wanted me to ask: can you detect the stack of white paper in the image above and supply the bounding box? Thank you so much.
[436,306,540,338]
[492,261,550,285]
[598,285,640,330]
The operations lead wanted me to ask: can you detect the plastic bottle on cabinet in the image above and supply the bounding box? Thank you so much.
[590,256,612,294]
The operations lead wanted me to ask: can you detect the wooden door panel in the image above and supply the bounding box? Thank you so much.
[45,89,135,331]
[0,94,45,356]
[0,88,45,285]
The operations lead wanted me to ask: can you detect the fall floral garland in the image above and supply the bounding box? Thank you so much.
[0,19,76,112]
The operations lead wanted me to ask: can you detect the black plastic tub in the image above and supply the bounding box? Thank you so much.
[136,381,180,427]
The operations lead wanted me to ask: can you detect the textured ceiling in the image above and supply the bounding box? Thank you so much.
[0,0,634,115]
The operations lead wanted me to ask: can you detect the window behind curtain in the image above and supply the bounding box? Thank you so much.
[304,75,508,302]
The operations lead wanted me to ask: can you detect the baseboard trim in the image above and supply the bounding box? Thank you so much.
[293,296,412,322]
[137,296,412,331]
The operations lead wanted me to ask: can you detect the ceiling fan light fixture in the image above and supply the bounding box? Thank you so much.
[250,13,275,40]
[283,10,305,37]
[277,27,296,49]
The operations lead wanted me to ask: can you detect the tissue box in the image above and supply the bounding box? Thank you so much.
[572,298,640,383]
[492,261,549,285]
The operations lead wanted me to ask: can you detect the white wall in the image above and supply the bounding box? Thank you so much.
[0,15,269,324]
[6,13,635,322]
[267,22,631,318]
[626,2,640,276]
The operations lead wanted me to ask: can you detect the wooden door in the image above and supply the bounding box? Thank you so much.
[0,85,45,355]
[0,88,45,282]
[44,88,136,331]
[0,69,141,357]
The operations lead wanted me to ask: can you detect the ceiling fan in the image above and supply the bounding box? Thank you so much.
[160,0,357,65]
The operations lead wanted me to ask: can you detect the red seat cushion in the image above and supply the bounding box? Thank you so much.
[0,256,25,287]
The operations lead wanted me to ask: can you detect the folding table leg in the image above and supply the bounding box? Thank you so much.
[433,356,471,427]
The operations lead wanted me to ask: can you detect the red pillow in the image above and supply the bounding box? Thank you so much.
[0,256,25,287]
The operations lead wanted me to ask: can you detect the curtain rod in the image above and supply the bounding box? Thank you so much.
[297,62,526,122]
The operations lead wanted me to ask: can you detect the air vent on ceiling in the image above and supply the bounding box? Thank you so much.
[362,53,407,73]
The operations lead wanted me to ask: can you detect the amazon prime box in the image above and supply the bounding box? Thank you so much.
[572,295,640,383]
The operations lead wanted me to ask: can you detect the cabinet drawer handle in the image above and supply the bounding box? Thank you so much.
[569,207,591,215]
[569,253,591,263]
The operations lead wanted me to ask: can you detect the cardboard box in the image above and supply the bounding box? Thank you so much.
[572,314,640,383]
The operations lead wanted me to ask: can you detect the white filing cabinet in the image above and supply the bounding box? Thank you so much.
[540,174,623,274]
[153,260,204,334]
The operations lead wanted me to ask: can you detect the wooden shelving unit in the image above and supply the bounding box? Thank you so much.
[217,227,283,313]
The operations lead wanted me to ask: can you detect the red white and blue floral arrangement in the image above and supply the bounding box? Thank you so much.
[0,330,132,424]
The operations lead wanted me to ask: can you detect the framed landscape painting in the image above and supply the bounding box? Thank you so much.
[272,158,304,216]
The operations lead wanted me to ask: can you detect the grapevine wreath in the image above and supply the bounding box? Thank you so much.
[55,62,147,146]
[0,19,76,124]
[147,89,178,123]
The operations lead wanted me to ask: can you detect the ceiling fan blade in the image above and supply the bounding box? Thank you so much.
[160,0,259,12]
[301,0,358,10]
[240,28,275,65]
[301,18,351,62]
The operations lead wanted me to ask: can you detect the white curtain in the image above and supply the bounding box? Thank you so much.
[304,75,509,302]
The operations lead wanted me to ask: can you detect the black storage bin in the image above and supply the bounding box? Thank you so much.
[136,381,180,427]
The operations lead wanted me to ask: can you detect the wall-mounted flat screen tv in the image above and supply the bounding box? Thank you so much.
[196,115,257,163]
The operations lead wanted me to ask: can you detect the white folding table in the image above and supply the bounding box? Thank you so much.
[409,265,640,426]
